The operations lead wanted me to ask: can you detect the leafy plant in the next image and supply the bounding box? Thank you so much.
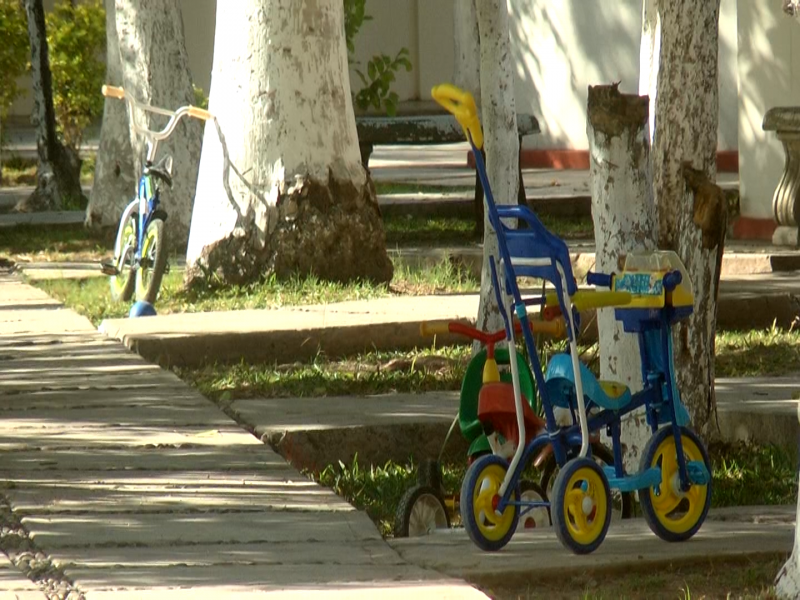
[46,0,106,150]
[343,0,370,56]
[342,0,412,117]
[0,0,29,120]
[355,49,412,117]
[192,85,209,110]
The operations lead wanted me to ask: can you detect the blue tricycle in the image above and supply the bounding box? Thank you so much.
[431,84,712,555]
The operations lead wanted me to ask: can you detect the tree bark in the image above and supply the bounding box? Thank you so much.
[114,0,202,251]
[453,0,481,105]
[473,0,520,336]
[184,0,392,287]
[16,0,86,213]
[85,0,136,231]
[645,0,724,435]
[587,84,657,470]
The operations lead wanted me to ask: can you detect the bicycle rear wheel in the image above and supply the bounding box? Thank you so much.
[136,218,168,304]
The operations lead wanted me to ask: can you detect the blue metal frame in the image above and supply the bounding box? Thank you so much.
[134,170,162,265]
[465,132,709,516]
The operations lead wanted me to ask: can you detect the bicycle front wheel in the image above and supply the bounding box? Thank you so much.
[109,212,137,302]
[136,218,168,304]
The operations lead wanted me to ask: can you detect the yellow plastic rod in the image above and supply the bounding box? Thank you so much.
[420,322,450,337]
[188,106,213,121]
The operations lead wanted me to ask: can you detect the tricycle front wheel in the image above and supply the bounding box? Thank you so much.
[460,454,519,551]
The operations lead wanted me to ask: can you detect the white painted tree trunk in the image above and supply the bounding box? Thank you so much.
[184,0,392,287]
[453,0,481,106]
[645,0,723,435]
[85,0,136,230]
[587,85,657,470]
[638,0,659,145]
[473,0,519,336]
[115,0,202,250]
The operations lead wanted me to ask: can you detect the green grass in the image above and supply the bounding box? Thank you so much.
[710,440,797,507]
[33,256,480,326]
[0,223,112,261]
[716,325,800,378]
[178,345,470,401]
[383,214,593,246]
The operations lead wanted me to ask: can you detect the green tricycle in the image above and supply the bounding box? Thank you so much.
[393,318,633,537]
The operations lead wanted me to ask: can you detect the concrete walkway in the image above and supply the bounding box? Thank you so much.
[0,274,485,599]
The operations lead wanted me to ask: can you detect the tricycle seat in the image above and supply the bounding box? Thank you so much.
[477,382,545,447]
[545,353,632,411]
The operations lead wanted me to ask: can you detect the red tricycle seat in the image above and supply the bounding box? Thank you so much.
[478,382,545,447]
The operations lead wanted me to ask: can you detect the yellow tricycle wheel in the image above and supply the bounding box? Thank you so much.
[460,454,519,551]
[639,425,711,542]
[551,456,611,554]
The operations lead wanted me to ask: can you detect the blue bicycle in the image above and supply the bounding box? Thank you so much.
[99,85,212,304]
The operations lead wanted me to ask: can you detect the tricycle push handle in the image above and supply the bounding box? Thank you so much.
[431,84,484,150]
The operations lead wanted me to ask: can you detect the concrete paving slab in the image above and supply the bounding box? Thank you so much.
[81,584,487,600]
[0,388,212,411]
[232,392,466,470]
[1,445,285,472]
[388,518,793,587]
[24,510,381,548]
[6,471,351,515]
[67,563,445,592]
[0,405,234,428]
[98,294,480,367]
[0,210,85,228]
[0,422,262,450]
[20,262,104,281]
[51,540,405,569]
[716,375,800,452]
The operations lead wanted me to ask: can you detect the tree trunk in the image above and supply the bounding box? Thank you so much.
[85,0,136,231]
[587,84,657,470]
[114,0,202,251]
[473,0,519,336]
[645,0,724,434]
[184,0,392,288]
[638,0,659,144]
[16,0,85,213]
[453,0,481,105]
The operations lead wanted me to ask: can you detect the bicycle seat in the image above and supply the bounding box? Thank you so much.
[146,156,173,188]
[544,353,632,412]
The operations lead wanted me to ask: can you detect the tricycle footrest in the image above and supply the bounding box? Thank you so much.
[604,466,661,493]
[687,460,710,485]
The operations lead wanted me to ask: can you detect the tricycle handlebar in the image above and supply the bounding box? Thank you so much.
[431,84,484,150]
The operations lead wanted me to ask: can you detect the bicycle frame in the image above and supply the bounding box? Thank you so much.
[102,85,212,269]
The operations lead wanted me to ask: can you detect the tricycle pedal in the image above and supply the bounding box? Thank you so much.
[100,261,119,276]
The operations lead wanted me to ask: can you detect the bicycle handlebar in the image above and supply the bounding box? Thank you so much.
[101,83,213,145]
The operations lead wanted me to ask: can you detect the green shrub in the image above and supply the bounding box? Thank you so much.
[46,0,106,149]
[0,0,29,119]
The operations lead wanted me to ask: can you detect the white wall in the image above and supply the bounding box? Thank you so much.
[7,0,742,160]
[736,1,798,220]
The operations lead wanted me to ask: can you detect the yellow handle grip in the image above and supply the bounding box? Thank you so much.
[420,322,450,337]
[545,290,633,311]
[188,105,213,121]
[102,85,125,99]
[431,84,483,149]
